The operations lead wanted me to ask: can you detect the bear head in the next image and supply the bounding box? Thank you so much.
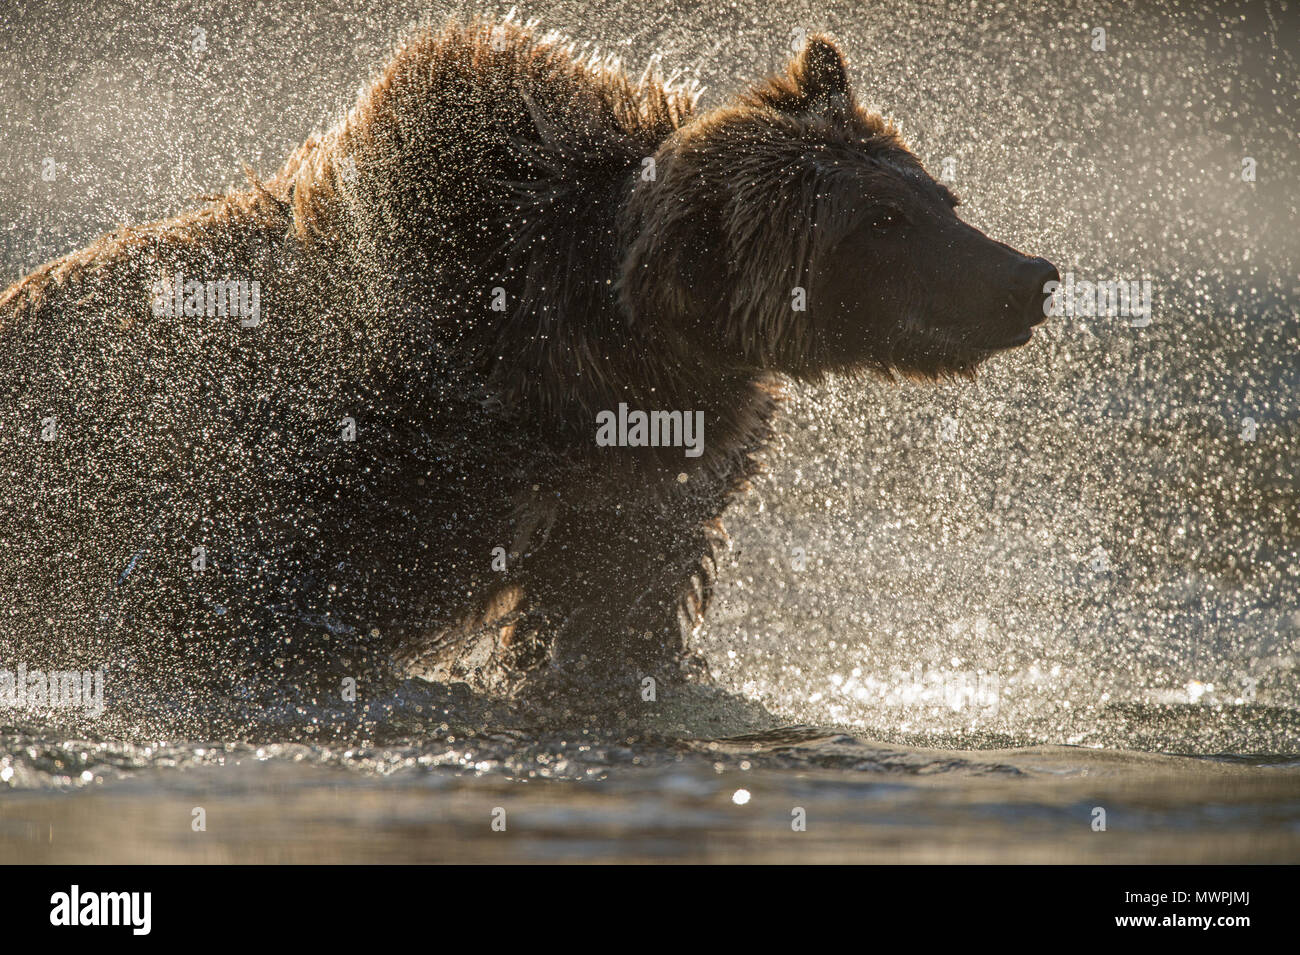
[620,35,1059,381]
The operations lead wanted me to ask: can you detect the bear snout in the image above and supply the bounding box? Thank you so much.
[1013,256,1060,329]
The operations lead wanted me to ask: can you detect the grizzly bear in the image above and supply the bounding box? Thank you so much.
[0,18,1056,711]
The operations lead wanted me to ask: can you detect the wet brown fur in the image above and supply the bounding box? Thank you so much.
[0,18,967,705]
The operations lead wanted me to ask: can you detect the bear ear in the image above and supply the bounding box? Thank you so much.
[793,35,851,109]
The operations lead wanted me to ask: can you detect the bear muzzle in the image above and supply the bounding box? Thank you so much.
[990,256,1059,348]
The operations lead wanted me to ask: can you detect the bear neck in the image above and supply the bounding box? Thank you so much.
[480,170,775,478]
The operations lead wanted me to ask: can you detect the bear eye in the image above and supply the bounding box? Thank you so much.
[870,209,905,230]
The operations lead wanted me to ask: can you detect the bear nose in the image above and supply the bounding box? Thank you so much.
[1013,257,1059,326]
